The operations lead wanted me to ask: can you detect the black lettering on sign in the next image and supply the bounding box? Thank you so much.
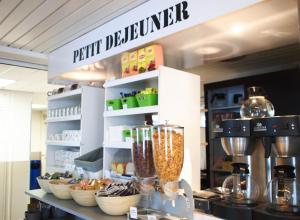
[73,50,79,63]
[130,22,139,41]
[150,12,161,33]
[106,35,113,51]
[72,1,190,63]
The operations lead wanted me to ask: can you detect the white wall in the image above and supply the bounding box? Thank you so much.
[0,90,32,220]
[30,110,47,174]
[31,111,43,153]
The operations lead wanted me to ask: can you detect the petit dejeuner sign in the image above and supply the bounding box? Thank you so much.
[48,0,259,78]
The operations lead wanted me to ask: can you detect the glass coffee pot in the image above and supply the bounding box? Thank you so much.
[222,163,260,205]
[266,165,300,213]
[240,87,275,119]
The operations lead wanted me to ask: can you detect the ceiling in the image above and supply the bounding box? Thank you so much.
[0,64,60,93]
[157,0,299,69]
[0,0,299,88]
[0,0,148,54]
[74,0,300,84]
[0,0,148,94]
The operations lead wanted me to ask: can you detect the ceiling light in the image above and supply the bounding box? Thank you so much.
[90,65,95,71]
[94,62,104,69]
[61,71,106,81]
[231,24,245,34]
[196,47,221,55]
[0,79,16,88]
[261,30,291,38]
[81,65,89,71]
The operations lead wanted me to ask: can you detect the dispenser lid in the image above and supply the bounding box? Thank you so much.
[132,121,153,129]
[153,120,183,129]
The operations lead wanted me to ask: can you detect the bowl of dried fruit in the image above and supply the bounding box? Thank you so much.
[37,172,72,193]
[70,179,112,207]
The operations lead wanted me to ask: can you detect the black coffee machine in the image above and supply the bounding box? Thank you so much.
[212,119,266,220]
[252,115,300,220]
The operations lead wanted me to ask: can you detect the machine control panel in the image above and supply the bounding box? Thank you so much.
[251,115,300,136]
[215,119,251,137]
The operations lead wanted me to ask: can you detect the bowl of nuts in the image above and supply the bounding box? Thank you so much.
[49,179,77,200]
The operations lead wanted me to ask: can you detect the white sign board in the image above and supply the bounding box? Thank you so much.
[48,0,259,78]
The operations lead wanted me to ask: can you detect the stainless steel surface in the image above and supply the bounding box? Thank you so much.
[274,136,300,157]
[221,137,252,156]
[251,141,267,201]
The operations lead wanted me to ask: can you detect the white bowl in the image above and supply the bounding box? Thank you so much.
[95,194,141,215]
[49,181,74,199]
[70,189,97,207]
[36,178,52,193]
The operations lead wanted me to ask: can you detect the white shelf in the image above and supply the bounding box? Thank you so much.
[48,88,82,101]
[103,105,159,117]
[47,165,67,173]
[103,70,159,88]
[211,105,241,110]
[46,115,81,122]
[104,141,132,149]
[46,140,80,147]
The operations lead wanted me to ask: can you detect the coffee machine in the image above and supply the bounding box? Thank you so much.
[212,119,267,220]
[252,115,300,220]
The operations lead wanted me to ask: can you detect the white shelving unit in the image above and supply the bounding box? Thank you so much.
[46,86,105,173]
[46,141,81,147]
[103,141,131,149]
[46,114,81,122]
[103,105,159,117]
[103,66,201,189]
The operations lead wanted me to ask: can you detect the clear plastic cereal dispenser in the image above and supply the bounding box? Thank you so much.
[152,122,184,199]
[131,124,156,207]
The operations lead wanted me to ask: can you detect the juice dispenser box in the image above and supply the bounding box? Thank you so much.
[129,50,138,75]
[138,48,147,73]
[121,52,130,77]
[145,44,164,71]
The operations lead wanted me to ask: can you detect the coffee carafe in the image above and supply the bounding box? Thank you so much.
[252,115,300,220]
[212,119,266,220]
[266,165,300,213]
[222,162,260,205]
